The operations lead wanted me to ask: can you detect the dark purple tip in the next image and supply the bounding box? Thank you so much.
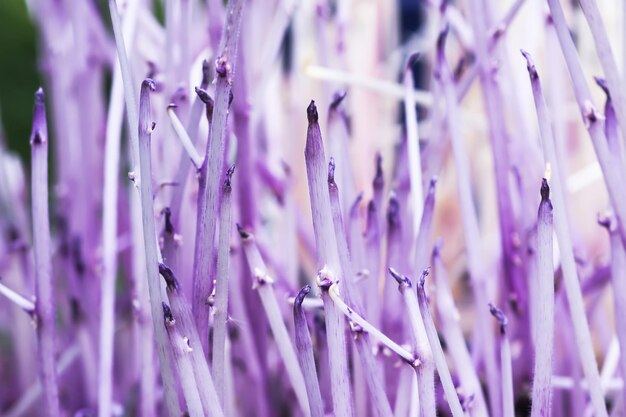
[162,302,175,325]
[158,263,179,291]
[488,303,508,334]
[237,223,251,239]
[373,153,383,190]
[540,178,550,201]
[142,78,157,91]
[30,87,48,145]
[594,76,610,98]
[295,284,312,307]
[417,267,430,289]
[387,193,400,227]
[436,25,450,57]
[520,50,538,80]
[388,267,411,288]
[201,59,211,84]
[330,91,347,111]
[224,164,236,190]
[328,157,336,185]
[163,207,174,234]
[349,192,364,218]
[405,52,421,71]
[307,100,319,124]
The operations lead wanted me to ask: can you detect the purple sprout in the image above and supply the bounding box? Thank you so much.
[3,1,626,417]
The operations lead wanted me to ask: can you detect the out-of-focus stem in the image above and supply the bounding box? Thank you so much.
[522,50,607,417]
[599,214,626,410]
[577,0,626,149]
[192,0,245,353]
[136,79,180,416]
[100,0,141,413]
[415,269,465,417]
[304,100,354,417]
[546,0,626,257]
[294,285,325,417]
[211,165,235,410]
[30,88,60,417]
[167,104,203,169]
[489,304,514,417]
[595,77,624,167]
[239,228,311,415]
[413,178,436,273]
[0,281,35,314]
[403,53,424,237]
[531,179,554,417]
[437,29,498,415]
[432,243,489,417]
[169,61,211,225]
[388,268,435,417]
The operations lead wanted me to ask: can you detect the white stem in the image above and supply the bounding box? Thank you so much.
[167,106,204,169]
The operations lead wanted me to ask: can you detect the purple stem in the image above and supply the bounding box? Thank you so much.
[328,159,394,417]
[136,79,181,416]
[522,50,607,417]
[294,285,325,417]
[531,180,554,417]
[489,303,515,417]
[577,0,626,153]
[304,101,354,417]
[211,165,235,410]
[192,0,245,354]
[29,88,61,417]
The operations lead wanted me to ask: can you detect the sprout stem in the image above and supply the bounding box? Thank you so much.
[415,270,465,417]
[211,165,235,410]
[388,268,435,417]
[239,228,311,415]
[489,304,515,417]
[522,50,607,417]
[192,0,245,354]
[531,180,555,417]
[30,88,60,417]
[167,105,204,169]
[294,285,325,417]
[0,281,35,314]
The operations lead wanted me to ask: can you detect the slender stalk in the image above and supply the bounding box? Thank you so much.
[546,0,626,255]
[161,303,204,417]
[413,178,436,273]
[211,165,235,410]
[522,50,607,417]
[531,179,555,417]
[599,214,626,410]
[403,53,424,236]
[388,268,435,417]
[432,243,489,417]
[239,227,311,416]
[159,264,224,417]
[365,200,382,328]
[577,0,626,149]
[99,0,141,414]
[169,60,211,225]
[294,285,325,417]
[136,79,180,416]
[328,160,394,417]
[305,65,433,106]
[304,100,354,417]
[0,281,35,314]
[436,29,498,415]
[415,269,465,417]
[167,104,203,169]
[595,77,624,167]
[489,304,514,417]
[192,0,245,354]
[322,278,417,365]
[30,88,60,417]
